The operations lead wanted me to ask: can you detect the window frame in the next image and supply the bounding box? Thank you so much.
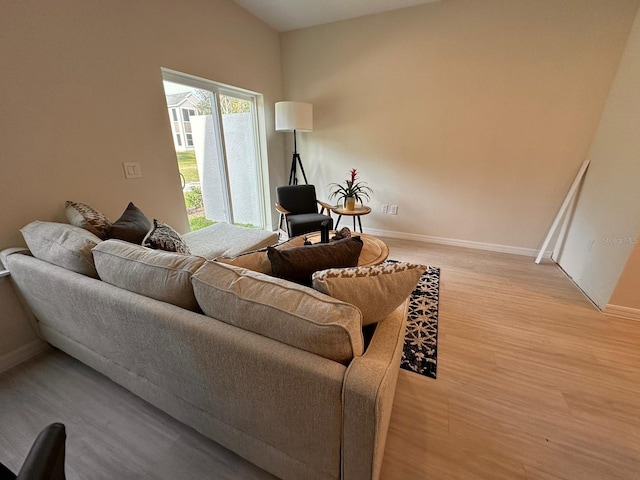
[161,67,270,229]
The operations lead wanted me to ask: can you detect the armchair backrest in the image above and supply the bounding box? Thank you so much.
[276,185,319,215]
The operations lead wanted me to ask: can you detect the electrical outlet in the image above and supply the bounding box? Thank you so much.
[390,205,398,215]
[381,204,389,214]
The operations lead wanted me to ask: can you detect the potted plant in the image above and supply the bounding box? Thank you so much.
[328,168,373,211]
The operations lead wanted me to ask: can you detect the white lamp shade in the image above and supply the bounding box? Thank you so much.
[275,101,313,132]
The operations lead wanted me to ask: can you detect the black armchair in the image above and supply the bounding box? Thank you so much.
[276,185,334,238]
[0,423,67,480]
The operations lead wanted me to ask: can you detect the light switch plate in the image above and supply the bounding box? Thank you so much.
[123,162,142,179]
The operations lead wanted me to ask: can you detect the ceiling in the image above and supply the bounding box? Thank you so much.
[232,0,440,32]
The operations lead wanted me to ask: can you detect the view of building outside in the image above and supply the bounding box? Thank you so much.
[163,81,261,231]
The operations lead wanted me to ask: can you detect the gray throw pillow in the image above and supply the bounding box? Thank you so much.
[267,236,363,286]
[107,202,151,244]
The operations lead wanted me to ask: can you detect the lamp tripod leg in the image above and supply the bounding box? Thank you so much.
[288,153,298,185]
[295,153,308,184]
[288,153,308,185]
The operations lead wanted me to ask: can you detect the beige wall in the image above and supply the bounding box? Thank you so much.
[0,0,283,358]
[0,0,284,250]
[609,243,640,310]
[555,6,640,309]
[280,0,639,252]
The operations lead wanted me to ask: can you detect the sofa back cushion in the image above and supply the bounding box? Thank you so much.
[92,240,206,311]
[20,221,102,278]
[192,261,364,363]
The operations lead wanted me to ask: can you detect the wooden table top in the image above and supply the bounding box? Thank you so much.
[286,231,389,267]
[331,205,372,216]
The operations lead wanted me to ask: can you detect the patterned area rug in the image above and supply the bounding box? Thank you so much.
[400,266,440,379]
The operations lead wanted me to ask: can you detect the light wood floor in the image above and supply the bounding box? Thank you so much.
[1,238,639,479]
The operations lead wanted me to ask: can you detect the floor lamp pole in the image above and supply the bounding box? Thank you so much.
[288,130,308,185]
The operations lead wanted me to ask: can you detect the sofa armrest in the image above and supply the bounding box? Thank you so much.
[341,299,408,480]
[1,248,32,271]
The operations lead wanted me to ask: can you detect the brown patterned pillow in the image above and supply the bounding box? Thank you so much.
[143,219,190,254]
[65,201,112,239]
[312,261,425,325]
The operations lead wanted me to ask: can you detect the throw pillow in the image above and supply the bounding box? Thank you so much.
[65,201,112,239]
[92,240,205,311]
[143,219,190,254]
[107,202,151,244]
[192,261,364,363]
[20,221,102,278]
[215,248,272,274]
[267,236,363,286]
[215,237,301,274]
[312,261,425,326]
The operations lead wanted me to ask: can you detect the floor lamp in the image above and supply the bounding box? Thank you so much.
[275,101,313,185]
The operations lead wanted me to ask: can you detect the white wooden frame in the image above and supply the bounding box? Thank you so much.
[535,159,591,264]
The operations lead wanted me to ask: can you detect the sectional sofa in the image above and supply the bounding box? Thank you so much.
[2,220,418,480]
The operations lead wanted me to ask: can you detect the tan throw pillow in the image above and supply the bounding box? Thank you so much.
[216,248,272,274]
[92,240,206,311]
[20,221,102,277]
[267,236,363,286]
[65,201,112,239]
[312,262,425,326]
[192,261,364,364]
[143,219,190,254]
[215,237,301,274]
[107,202,151,244]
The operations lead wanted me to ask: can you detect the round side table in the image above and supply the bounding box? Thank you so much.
[331,205,371,233]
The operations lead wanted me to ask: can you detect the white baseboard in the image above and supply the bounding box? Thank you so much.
[0,339,50,374]
[604,304,640,322]
[362,227,552,258]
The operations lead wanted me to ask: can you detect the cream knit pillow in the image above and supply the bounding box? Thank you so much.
[312,262,424,326]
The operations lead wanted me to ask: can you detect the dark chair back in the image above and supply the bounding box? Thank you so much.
[276,185,319,215]
[0,423,67,480]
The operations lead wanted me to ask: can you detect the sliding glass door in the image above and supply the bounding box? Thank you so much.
[162,69,266,231]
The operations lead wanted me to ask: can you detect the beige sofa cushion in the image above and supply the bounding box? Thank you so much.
[182,222,279,259]
[312,262,424,326]
[192,261,364,363]
[92,240,206,311]
[20,221,102,278]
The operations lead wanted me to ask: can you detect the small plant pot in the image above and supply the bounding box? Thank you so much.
[345,197,356,211]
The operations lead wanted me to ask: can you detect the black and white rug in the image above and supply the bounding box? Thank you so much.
[400,266,440,379]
